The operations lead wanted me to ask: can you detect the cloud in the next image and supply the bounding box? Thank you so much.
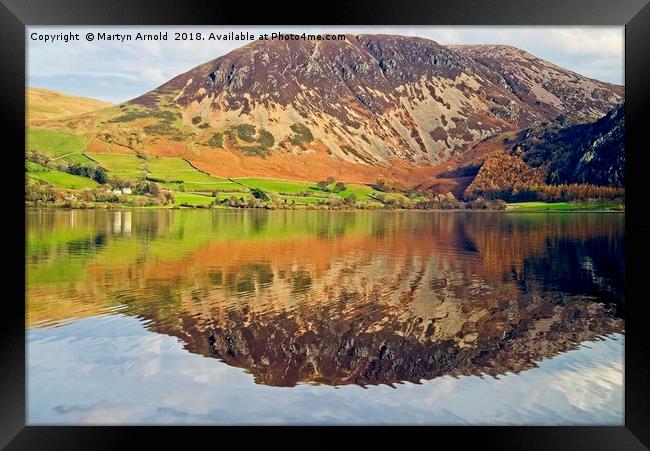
[547,29,623,58]
[138,68,169,85]
[28,315,624,425]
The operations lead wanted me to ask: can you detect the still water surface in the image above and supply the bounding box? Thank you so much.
[27,209,624,424]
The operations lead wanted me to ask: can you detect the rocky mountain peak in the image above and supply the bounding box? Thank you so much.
[78,35,624,185]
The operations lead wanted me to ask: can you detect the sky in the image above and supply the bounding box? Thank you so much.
[27,26,624,104]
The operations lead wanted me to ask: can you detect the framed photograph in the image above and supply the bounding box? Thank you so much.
[2,0,649,448]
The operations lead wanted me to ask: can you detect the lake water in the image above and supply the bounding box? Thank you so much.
[26,209,625,425]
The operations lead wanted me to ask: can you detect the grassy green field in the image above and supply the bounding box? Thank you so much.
[146,158,226,183]
[87,154,242,191]
[278,195,323,205]
[214,192,252,201]
[234,177,381,200]
[234,177,319,195]
[60,153,95,165]
[26,160,47,172]
[507,201,624,211]
[144,158,194,170]
[26,160,99,189]
[335,184,384,201]
[85,153,147,179]
[168,182,247,192]
[27,129,90,157]
[173,192,215,207]
[150,167,229,185]
[150,169,229,183]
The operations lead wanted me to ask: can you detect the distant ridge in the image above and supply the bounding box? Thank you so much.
[27,87,113,120]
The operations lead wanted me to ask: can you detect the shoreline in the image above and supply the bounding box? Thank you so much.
[25,205,625,213]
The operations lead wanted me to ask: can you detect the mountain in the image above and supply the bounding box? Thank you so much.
[30,35,624,187]
[27,87,112,120]
[449,45,623,121]
[517,103,625,187]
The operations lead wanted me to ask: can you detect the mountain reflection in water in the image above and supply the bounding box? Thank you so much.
[27,209,624,388]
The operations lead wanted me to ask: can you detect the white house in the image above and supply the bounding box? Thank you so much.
[122,187,132,194]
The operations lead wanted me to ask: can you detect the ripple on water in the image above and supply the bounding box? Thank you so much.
[26,209,624,424]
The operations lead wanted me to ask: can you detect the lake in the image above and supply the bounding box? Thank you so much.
[26,209,625,425]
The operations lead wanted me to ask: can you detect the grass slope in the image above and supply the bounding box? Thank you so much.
[27,87,112,120]
[88,154,242,191]
[26,160,99,189]
[85,153,147,179]
[27,129,90,157]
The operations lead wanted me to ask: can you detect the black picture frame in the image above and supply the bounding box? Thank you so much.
[2,0,649,449]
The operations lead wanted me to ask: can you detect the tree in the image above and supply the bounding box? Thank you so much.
[374,177,393,192]
[149,182,161,196]
[80,190,95,202]
[316,180,329,191]
[162,191,175,205]
[326,176,336,185]
[334,181,346,192]
[93,168,108,184]
[250,187,269,201]
[343,193,357,206]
